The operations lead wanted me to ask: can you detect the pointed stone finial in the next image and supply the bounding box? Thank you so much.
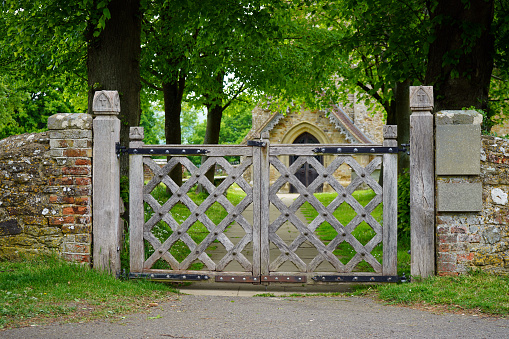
[93,90,120,114]
[409,86,433,112]
[129,127,144,140]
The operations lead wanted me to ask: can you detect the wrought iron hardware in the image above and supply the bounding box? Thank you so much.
[261,275,306,283]
[126,148,209,155]
[247,140,266,147]
[115,142,127,157]
[215,275,261,283]
[129,273,210,281]
[311,275,401,283]
[314,146,400,154]
[215,275,307,283]
[400,143,410,155]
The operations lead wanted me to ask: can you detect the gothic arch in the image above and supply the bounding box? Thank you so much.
[281,122,331,145]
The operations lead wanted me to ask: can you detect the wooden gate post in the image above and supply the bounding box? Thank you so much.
[129,127,145,274]
[383,125,398,275]
[409,86,435,278]
[92,90,121,275]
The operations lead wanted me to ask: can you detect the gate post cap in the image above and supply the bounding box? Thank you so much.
[409,86,433,112]
[93,90,120,114]
[130,127,144,140]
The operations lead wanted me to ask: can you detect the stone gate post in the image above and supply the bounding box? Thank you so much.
[92,90,121,275]
[409,86,435,278]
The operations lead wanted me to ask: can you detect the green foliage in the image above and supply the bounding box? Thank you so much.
[397,171,411,243]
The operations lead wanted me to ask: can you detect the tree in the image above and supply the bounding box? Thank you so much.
[2,0,142,174]
[425,0,495,112]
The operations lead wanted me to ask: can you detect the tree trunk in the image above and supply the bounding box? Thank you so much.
[425,0,495,112]
[164,79,185,187]
[87,0,142,177]
[386,80,411,173]
[202,103,224,186]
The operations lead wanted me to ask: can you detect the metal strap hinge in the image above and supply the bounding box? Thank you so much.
[247,140,266,147]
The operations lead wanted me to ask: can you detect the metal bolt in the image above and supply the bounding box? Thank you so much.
[370,148,375,152]
[158,249,163,253]
[342,193,347,197]
[342,233,346,237]
[389,148,393,152]
[214,232,219,236]
[177,231,182,235]
[196,173,200,177]
[243,277,246,281]
[232,176,236,179]
[361,252,365,256]
[361,213,366,217]
[232,252,237,255]
[165,150,170,154]
[353,277,358,281]
[304,193,309,197]
[182,275,186,279]
[177,193,182,197]
[321,148,326,152]
[182,150,186,153]
[195,251,199,254]
[304,232,308,236]
[285,174,289,178]
[361,173,365,177]
[337,148,342,152]
[353,148,358,152]
[219,277,224,280]
[285,252,289,255]
[323,174,328,178]
[285,213,290,217]
[298,277,302,281]
[275,277,279,280]
[149,149,154,154]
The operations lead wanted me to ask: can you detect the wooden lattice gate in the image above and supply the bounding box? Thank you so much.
[128,126,400,284]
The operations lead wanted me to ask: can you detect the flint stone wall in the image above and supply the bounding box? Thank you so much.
[437,132,509,275]
[0,113,93,262]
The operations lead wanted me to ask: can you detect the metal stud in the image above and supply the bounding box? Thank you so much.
[370,148,375,152]
[337,148,342,152]
[353,148,358,152]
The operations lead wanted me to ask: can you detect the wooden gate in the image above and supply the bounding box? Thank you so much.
[128,126,399,283]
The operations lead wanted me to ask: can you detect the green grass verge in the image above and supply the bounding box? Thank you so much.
[354,271,509,316]
[0,255,178,329]
[300,190,410,274]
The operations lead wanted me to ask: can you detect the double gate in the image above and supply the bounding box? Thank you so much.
[128,126,400,284]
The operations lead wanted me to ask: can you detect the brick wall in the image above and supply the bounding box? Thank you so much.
[0,113,93,263]
[436,134,509,275]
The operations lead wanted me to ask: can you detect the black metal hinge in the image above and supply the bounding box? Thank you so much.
[215,275,307,283]
[116,143,127,157]
[312,275,401,283]
[314,146,400,154]
[247,140,267,147]
[127,148,208,155]
[129,273,210,281]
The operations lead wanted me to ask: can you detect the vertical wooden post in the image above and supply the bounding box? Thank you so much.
[129,127,145,274]
[259,132,270,276]
[383,125,398,276]
[409,86,435,278]
[92,90,121,275]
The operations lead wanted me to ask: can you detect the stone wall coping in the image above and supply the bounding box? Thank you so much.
[435,110,483,125]
[47,113,93,130]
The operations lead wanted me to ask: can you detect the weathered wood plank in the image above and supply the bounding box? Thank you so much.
[410,86,435,278]
[383,125,398,276]
[129,128,145,274]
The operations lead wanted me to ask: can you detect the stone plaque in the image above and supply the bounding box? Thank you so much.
[0,219,22,236]
[436,125,481,175]
[437,182,482,212]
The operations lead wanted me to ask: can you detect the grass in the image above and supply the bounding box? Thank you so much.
[300,190,410,274]
[0,255,178,329]
[143,184,247,270]
[355,270,509,317]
